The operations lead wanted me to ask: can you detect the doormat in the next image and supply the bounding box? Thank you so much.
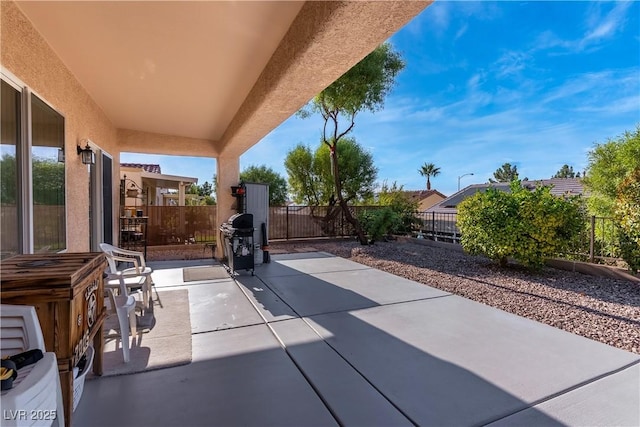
[183,265,230,282]
[90,289,192,378]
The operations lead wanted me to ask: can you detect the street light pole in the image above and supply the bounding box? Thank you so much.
[457,173,474,191]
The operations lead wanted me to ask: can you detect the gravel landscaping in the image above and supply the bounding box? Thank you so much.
[269,239,640,355]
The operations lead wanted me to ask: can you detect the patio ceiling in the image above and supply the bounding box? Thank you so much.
[140,171,198,190]
[16,1,430,158]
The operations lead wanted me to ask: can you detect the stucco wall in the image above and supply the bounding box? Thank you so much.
[117,129,217,158]
[1,1,118,251]
[418,193,446,211]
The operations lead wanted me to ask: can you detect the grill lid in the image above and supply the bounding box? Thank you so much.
[227,213,253,230]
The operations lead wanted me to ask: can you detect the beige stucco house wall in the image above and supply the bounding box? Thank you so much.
[404,190,447,212]
[2,2,118,251]
[418,192,447,211]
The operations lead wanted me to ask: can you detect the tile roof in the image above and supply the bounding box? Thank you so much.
[403,189,447,200]
[120,163,162,174]
[522,178,585,196]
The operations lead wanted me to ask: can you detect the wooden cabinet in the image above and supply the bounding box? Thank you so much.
[0,252,106,427]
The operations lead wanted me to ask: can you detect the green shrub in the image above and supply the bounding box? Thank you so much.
[376,181,421,234]
[615,168,640,273]
[457,181,586,268]
[358,207,401,243]
[618,231,640,273]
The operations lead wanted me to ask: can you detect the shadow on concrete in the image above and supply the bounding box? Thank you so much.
[238,255,567,426]
[77,254,638,426]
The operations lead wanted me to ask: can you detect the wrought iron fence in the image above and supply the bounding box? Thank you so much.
[268,205,378,240]
[139,204,625,267]
[563,216,624,264]
[410,212,624,266]
[413,211,460,243]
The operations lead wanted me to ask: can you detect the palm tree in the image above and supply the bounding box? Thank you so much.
[418,162,441,190]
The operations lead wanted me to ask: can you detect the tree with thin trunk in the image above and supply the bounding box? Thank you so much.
[418,162,440,190]
[297,43,404,245]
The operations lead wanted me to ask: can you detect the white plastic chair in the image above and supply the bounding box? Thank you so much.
[0,304,65,427]
[104,272,141,363]
[99,243,154,310]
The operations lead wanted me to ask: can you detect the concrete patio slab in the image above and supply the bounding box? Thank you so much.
[310,268,450,305]
[179,281,264,333]
[266,252,335,261]
[256,252,369,278]
[149,260,227,289]
[306,295,640,426]
[259,268,450,317]
[259,273,379,317]
[233,275,298,322]
[148,259,214,270]
[488,363,640,426]
[149,266,186,288]
[74,253,639,427]
[76,325,338,427]
[271,318,413,426]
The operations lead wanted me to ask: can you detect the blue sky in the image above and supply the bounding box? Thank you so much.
[123,1,640,197]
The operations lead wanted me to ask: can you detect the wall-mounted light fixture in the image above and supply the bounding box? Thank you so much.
[77,141,95,165]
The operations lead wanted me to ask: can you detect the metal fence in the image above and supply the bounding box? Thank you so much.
[140,205,624,267]
[142,204,372,245]
[564,216,623,264]
[413,211,460,243]
[410,212,623,266]
[268,205,375,240]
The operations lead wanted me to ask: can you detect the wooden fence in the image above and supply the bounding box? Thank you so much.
[144,205,217,245]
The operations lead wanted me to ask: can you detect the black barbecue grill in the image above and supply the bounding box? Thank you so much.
[221,213,254,236]
[220,213,255,275]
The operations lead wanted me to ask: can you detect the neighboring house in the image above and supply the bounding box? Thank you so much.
[120,163,198,208]
[426,178,586,214]
[404,190,447,211]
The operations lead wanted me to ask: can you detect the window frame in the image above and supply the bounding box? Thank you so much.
[1,68,67,254]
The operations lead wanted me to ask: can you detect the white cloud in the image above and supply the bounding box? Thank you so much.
[493,51,531,78]
[530,2,633,55]
[583,1,631,44]
[541,68,639,108]
[454,23,468,41]
[573,95,640,115]
[427,2,451,34]
[242,2,639,197]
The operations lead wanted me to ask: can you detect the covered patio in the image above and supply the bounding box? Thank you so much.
[3,3,639,426]
[1,0,429,257]
[75,253,639,426]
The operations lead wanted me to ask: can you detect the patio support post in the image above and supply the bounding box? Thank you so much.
[215,156,240,258]
[178,182,186,206]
